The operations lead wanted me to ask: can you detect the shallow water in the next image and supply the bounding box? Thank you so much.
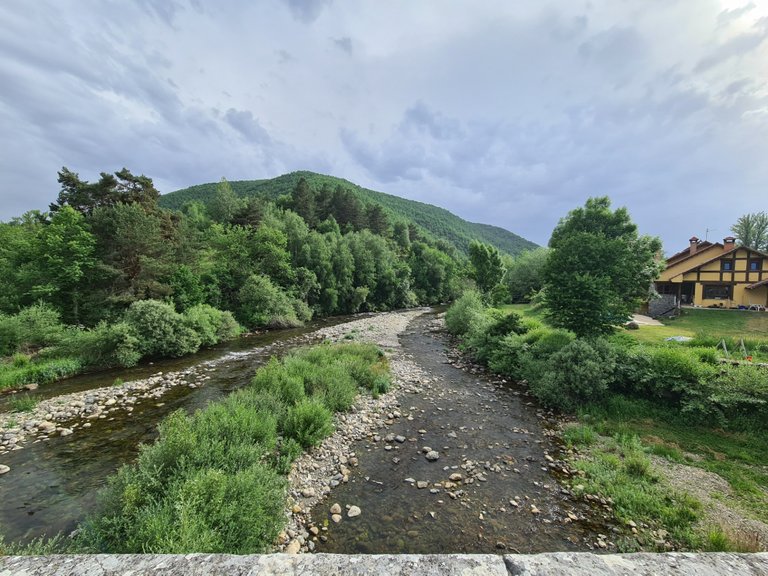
[313,312,601,553]
[0,315,359,543]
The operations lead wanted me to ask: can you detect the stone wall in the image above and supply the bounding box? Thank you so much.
[649,294,678,318]
[1,553,767,575]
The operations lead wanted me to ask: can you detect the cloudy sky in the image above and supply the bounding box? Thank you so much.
[1,0,767,250]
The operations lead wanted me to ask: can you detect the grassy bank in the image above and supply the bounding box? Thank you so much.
[452,294,768,551]
[55,342,390,554]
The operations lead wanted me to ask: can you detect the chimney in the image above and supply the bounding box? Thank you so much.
[723,236,736,252]
[689,236,699,256]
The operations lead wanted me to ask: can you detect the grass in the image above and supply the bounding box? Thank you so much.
[8,394,38,413]
[0,357,82,391]
[71,342,390,554]
[568,431,702,550]
[578,396,768,526]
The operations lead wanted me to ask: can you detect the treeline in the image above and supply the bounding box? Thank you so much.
[0,168,465,381]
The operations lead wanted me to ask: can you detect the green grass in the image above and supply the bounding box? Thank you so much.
[0,357,82,391]
[569,432,701,550]
[73,342,390,554]
[579,396,768,525]
[8,394,38,413]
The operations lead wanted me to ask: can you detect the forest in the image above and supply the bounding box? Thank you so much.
[0,167,513,388]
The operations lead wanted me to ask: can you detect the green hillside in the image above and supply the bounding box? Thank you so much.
[160,171,537,255]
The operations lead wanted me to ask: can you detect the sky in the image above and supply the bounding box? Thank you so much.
[1,0,767,251]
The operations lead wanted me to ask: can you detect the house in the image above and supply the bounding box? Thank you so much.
[653,236,768,313]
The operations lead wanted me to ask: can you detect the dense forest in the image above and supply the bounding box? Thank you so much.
[0,168,532,387]
[160,171,538,256]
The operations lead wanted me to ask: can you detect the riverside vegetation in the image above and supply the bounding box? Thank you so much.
[445,293,768,551]
[1,168,527,392]
[1,341,390,554]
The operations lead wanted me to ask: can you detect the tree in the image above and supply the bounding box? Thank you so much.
[291,177,316,227]
[51,167,160,215]
[209,178,241,223]
[504,248,549,302]
[731,212,768,251]
[544,197,662,336]
[468,240,505,294]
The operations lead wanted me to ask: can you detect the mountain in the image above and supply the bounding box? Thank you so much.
[159,171,538,255]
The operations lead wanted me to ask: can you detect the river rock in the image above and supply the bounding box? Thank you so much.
[0,465,9,475]
[22,383,38,391]
[331,514,342,523]
[284,539,301,554]
[347,505,361,518]
[425,450,440,461]
[330,503,341,515]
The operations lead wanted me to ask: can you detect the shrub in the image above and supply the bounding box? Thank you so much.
[124,300,201,358]
[562,423,598,447]
[445,290,484,336]
[237,274,302,329]
[488,333,528,380]
[0,303,65,355]
[55,321,141,368]
[529,328,576,358]
[183,304,243,347]
[530,339,616,411]
[250,358,307,406]
[283,400,334,448]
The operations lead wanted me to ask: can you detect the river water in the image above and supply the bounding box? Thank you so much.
[0,315,356,544]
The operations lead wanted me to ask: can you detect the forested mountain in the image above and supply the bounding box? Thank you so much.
[160,171,537,256]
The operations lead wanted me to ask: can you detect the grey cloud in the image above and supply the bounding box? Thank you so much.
[283,0,332,23]
[332,36,353,54]
[224,109,272,144]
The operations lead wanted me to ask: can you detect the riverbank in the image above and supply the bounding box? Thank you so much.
[0,314,390,465]
[278,309,426,553]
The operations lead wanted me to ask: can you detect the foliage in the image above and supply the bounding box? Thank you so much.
[78,342,389,553]
[9,394,38,413]
[468,240,505,294]
[544,197,662,336]
[183,304,242,347]
[237,274,303,328]
[123,300,201,358]
[158,170,537,257]
[444,290,485,336]
[730,211,768,251]
[504,247,548,302]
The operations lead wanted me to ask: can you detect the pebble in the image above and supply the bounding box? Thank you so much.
[425,450,440,461]
[330,503,342,515]
[0,465,9,475]
[347,506,361,518]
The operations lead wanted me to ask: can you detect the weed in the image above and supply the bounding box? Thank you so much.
[9,394,38,413]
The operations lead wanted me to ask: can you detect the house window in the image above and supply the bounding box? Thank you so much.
[721,260,734,271]
[703,285,731,300]
[749,259,762,271]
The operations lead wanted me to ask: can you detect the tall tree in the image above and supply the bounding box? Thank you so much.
[51,167,160,215]
[731,212,768,251]
[291,177,316,227]
[468,240,505,294]
[544,197,662,336]
[209,178,241,223]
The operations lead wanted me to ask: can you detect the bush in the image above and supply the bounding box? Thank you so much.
[124,300,201,358]
[0,303,65,356]
[488,333,528,380]
[445,290,484,336]
[283,399,334,448]
[237,274,303,329]
[54,321,141,368]
[250,358,307,406]
[183,304,243,347]
[530,339,616,411]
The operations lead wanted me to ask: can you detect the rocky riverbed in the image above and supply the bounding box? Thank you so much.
[277,310,612,555]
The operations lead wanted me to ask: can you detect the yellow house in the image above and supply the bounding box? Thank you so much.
[655,236,768,309]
